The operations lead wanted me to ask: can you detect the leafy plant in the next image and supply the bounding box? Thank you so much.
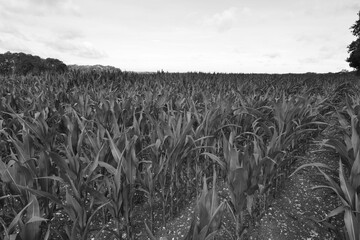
[0,194,48,240]
[184,171,225,240]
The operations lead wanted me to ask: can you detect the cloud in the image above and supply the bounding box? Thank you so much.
[301,1,360,16]
[0,23,28,40]
[295,34,332,45]
[0,0,80,17]
[336,1,360,12]
[58,30,85,41]
[0,23,32,53]
[77,42,108,59]
[299,57,319,64]
[44,38,107,59]
[264,53,281,59]
[241,7,252,16]
[318,45,346,60]
[0,38,32,53]
[233,48,241,54]
[298,45,343,65]
[319,46,336,59]
[204,7,239,32]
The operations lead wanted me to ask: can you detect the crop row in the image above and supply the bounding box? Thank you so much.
[0,71,359,239]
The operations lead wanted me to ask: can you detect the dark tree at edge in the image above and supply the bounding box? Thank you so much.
[347,11,360,73]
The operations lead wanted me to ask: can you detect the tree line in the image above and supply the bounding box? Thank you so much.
[0,52,68,75]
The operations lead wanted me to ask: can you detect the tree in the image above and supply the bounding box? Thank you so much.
[0,52,14,75]
[0,52,68,75]
[347,11,360,73]
[45,58,68,73]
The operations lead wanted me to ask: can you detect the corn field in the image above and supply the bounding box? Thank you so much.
[0,70,359,240]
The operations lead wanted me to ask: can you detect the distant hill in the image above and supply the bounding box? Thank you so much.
[0,51,68,75]
[68,64,121,73]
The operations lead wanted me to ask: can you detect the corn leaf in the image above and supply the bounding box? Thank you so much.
[339,160,355,206]
[344,208,359,240]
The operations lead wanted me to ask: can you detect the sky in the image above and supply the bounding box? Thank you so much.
[0,0,359,73]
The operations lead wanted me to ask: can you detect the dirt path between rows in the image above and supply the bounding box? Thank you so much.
[248,119,345,240]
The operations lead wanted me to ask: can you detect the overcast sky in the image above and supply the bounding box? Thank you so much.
[0,0,359,73]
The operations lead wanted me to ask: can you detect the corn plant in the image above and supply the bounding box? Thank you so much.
[222,131,250,239]
[184,171,225,240]
[291,159,359,240]
[10,106,111,240]
[291,99,360,240]
[191,99,227,195]
[101,129,139,239]
[260,94,324,195]
[0,194,48,240]
[153,106,195,221]
[0,108,63,238]
[138,162,156,231]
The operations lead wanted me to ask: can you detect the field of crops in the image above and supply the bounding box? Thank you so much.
[0,70,359,240]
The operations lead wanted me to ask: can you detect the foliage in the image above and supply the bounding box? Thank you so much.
[347,11,360,73]
[292,95,360,240]
[0,52,68,75]
[184,172,225,240]
[0,69,359,239]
